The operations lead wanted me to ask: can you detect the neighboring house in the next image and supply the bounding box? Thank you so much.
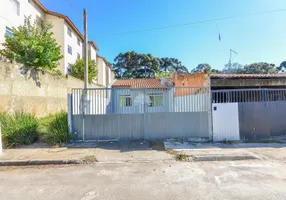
[109,78,209,114]
[96,55,115,87]
[111,79,170,114]
[0,0,99,75]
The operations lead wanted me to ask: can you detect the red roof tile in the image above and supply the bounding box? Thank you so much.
[210,74,286,79]
[112,79,169,88]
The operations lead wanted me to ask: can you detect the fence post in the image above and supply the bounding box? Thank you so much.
[67,94,73,134]
[208,77,213,142]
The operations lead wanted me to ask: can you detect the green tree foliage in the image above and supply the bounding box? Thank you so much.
[191,63,220,74]
[71,59,98,84]
[0,17,63,72]
[222,62,277,74]
[221,63,245,74]
[113,51,188,79]
[243,62,277,74]
[159,57,188,73]
[277,61,286,73]
[155,71,174,79]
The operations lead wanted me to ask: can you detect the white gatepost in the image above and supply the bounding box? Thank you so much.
[67,94,73,134]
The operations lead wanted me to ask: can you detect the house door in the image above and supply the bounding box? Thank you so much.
[212,103,240,141]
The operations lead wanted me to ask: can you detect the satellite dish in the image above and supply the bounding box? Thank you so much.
[160,78,173,89]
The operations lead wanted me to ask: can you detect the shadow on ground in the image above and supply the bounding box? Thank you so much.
[67,140,166,152]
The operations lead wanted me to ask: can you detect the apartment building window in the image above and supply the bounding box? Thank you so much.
[67,63,73,74]
[77,37,81,46]
[67,28,72,37]
[10,0,20,16]
[68,45,72,55]
[77,53,80,60]
[5,27,13,37]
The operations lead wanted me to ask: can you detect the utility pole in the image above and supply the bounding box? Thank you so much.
[82,8,88,142]
[84,8,88,89]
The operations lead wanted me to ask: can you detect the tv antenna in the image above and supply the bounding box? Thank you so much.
[229,49,238,67]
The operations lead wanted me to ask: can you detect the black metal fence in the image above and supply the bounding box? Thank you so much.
[212,88,286,103]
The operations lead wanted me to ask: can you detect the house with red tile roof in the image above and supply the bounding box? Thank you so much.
[110,77,209,114]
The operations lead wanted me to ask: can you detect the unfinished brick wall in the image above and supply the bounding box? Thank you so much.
[173,72,209,96]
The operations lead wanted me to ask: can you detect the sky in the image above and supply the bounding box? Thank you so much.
[41,0,286,72]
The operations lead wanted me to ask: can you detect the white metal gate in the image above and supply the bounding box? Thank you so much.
[212,103,240,141]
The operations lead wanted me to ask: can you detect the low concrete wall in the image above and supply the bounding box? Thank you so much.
[0,60,95,117]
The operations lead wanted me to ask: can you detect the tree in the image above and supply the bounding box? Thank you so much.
[243,62,277,74]
[221,63,244,74]
[155,71,174,79]
[159,57,188,73]
[0,17,63,73]
[71,59,98,84]
[277,61,286,73]
[191,63,220,74]
[113,51,187,79]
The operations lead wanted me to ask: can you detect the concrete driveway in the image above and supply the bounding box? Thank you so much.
[0,159,286,200]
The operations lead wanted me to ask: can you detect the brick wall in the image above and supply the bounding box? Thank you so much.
[173,72,209,96]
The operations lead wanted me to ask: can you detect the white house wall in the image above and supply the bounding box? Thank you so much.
[112,89,170,114]
[63,22,83,75]
[88,44,97,61]
[45,15,65,73]
[96,57,107,86]
[0,0,45,48]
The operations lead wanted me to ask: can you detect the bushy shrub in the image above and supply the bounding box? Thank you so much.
[0,112,38,147]
[45,111,71,145]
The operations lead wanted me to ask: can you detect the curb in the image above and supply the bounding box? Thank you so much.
[0,159,84,166]
[191,155,257,162]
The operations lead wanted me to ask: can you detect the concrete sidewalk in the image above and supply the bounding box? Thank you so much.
[164,141,286,161]
[0,141,172,166]
[0,147,97,166]
[1,140,285,166]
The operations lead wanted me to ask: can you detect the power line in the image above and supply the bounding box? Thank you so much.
[112,8,286,36]
[62,0,83,19]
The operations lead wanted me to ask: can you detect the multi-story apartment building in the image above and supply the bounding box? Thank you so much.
[96,55,115,87]
[0,0,114,85]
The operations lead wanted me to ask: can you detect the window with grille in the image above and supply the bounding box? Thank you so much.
[67,63,73,74]
[77,53,80,59]
[68,45,72,55]
[120,95,132,107]
[148,93,163,107]
[67,28,72,37]
[77,37,81,46]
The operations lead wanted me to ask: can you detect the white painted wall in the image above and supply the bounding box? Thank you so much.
[0,0,45,48]
[45,14,65,73]
[88,44,97,61]
[113,89,169,114]
[63,22,83,75]
[96,56,107,86]
[212,103,240,141]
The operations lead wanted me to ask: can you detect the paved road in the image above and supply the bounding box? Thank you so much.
[0,159,286,200]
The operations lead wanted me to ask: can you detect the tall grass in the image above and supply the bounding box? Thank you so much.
[44,111,71,145]
[0,112,38,147]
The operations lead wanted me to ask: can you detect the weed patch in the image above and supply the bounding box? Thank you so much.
[0,112,38,147]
